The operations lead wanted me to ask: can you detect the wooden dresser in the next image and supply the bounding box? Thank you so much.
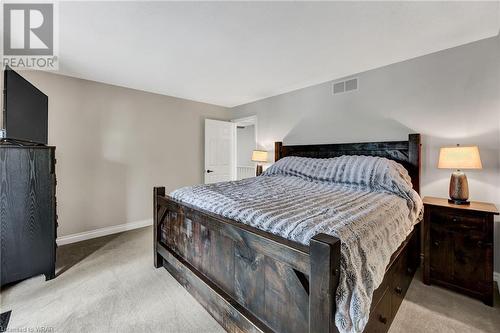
[0,144,57,286]
[423,196,498,305]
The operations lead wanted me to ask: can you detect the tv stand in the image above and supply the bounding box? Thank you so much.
[0,138,46,147]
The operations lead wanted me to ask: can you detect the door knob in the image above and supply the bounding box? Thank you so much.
[206,170,214,173]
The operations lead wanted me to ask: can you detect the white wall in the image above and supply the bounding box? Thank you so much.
[1,71,230,237]
[231,34,500,273]
[237,125,255,166]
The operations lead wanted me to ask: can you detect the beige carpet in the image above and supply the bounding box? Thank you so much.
[1,226,499,332]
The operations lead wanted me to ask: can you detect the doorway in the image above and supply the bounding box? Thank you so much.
[232,116,257,180]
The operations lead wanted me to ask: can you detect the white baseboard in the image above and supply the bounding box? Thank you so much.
[56,219,152,246]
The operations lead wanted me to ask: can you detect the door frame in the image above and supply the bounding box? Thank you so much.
[232,115,258,179]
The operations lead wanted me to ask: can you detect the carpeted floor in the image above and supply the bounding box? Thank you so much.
[1,226,499,332]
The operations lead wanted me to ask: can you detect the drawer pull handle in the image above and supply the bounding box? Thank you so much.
[477,241,483,248]
[378,315,387,324]
[433,241,439,247]
[395,286,403,295]
[452,217,458,222]
[407,267,413,274]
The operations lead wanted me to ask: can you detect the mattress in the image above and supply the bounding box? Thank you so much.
[171,155,423,333]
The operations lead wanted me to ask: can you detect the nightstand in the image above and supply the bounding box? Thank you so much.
[423,197,498,306]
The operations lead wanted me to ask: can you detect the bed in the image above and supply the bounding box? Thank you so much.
[153,134,422,333]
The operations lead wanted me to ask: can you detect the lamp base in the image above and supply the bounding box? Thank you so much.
[449,171,469,204]
[256,164,263,176]
[448,199,470,205]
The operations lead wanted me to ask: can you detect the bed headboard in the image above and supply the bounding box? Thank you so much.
[274,134,421,194]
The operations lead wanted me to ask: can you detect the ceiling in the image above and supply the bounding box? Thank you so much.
[57,1,500,107]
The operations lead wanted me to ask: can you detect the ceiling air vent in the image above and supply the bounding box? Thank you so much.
[333,78,358,94]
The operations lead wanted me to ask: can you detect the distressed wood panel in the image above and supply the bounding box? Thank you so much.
[158,243,269,333]
[158,198,310,333]
[264,257,309,333]
[234,242,266,313]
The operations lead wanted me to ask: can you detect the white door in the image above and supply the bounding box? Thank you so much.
[205,119,236,184]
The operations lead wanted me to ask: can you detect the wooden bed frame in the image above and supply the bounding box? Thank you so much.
[153,134,421,333]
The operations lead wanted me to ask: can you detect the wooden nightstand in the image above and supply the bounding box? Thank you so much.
[423,197,498,306]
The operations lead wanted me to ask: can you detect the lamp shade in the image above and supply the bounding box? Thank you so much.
[438,146,482,169]
[251,150,268,163]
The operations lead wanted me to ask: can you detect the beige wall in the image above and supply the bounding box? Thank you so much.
[2,71,230,237]
[231,34,500,273]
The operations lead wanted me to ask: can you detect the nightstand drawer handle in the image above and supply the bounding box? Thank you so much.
[433,241,439,247]
[395,286,403,295]
[477,241,483,248]
[451,217,458,222]
[378,315,387,324]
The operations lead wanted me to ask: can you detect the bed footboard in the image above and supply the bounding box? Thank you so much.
[153,186,342,333]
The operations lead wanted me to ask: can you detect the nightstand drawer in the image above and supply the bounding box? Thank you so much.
[429,210,486,233]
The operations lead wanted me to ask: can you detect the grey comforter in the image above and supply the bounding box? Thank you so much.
[171,155,423,333]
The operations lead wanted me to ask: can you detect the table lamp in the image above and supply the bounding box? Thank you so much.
[438,145,482,205]
[251,150,268,176]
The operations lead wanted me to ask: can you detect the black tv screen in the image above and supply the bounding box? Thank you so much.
[3,67,48,144]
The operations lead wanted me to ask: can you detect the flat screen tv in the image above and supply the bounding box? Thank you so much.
[3,66,48,144]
